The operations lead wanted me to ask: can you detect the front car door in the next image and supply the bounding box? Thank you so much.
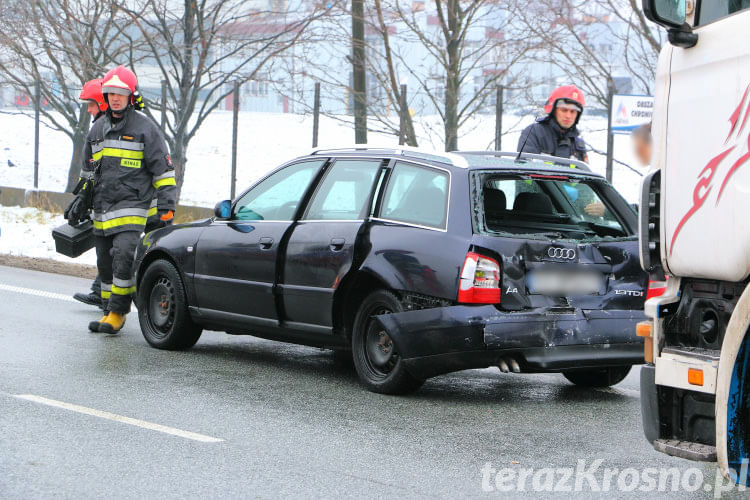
[193,159,327,326]
[281,158,385,331]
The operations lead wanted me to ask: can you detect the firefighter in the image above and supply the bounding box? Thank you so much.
[518,85,605,217]
[67,65,176,334]
[518,84,588,162]
[72,78,108,309]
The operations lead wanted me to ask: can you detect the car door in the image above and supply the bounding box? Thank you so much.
[281,158,385,331]
[193,159,327,324]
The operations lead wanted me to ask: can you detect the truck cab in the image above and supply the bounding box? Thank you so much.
[640,0,750,484]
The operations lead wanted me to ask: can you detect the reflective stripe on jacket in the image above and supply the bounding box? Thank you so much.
[81,108,176,236]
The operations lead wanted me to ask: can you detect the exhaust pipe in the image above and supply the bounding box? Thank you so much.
[497,359,510,373]
[509,358,521,373]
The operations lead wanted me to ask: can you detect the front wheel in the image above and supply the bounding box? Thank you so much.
[562,366,632,387]
[351,290,423,394]
[137,259,202,350]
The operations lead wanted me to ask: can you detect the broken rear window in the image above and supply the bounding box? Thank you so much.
[472,172,635,241]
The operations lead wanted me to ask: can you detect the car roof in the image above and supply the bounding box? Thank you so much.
[307,146,603,178]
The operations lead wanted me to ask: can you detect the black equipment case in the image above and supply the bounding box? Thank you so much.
[52,220,95,258]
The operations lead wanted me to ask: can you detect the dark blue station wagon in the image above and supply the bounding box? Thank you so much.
[134,147,647,394]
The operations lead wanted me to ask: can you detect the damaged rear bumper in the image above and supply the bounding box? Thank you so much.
[375,305,646,380]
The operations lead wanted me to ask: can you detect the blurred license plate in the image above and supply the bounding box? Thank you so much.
[527,269,602,296]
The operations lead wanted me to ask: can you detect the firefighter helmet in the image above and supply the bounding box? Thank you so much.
[101,66,137,98]
[544,85,585,115]
[79,78,108,112]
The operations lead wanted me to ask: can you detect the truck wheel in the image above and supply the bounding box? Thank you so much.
[351,290,424,394]
[137,259,202,350]
[562,366,632,387]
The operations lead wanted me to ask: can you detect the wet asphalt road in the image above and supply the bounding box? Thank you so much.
[0,265,738,499]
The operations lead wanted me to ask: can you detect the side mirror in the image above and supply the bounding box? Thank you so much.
[214,200,231,220]
[642,0,697,48]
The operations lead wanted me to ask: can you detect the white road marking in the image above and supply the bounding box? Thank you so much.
[0,283,78,303]
[14,394,224,443]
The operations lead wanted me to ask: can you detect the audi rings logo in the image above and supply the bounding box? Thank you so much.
[547,247,576,260]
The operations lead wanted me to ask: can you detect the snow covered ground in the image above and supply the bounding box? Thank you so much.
[0,109,646,205]
[0,206,97,265]
[0,109,646,264]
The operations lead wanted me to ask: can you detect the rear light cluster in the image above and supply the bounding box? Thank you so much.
[458,251,501,304]
[646,277,668,301]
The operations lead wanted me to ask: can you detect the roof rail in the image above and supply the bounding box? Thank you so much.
[309,145,469,168]
[454,151,591,172]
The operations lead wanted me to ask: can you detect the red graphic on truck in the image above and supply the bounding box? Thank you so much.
[669,84,750,255]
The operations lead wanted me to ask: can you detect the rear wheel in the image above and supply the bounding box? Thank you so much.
[137,259,202,350]
[351,290,423,394]
[562,366,632,387]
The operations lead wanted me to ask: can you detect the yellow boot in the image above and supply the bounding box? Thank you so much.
[99,312,127,334]
[88,314,109,332]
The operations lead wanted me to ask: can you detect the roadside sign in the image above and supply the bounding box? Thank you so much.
[611,95,654,134]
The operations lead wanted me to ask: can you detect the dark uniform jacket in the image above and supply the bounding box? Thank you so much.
[517,116,587,161]
[81,107,176,236]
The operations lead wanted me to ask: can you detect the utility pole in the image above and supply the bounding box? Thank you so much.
[606,79,615,183]
[352,0,367,144]
[494,85,504,151]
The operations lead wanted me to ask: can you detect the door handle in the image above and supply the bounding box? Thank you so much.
[329,238,345,251]
[259,237,274,250]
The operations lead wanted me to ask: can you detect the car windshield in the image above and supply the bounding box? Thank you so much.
[473,171,635,241]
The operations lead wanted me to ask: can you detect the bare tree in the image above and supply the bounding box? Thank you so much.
[0,0,134,191]
[118,0,324,201]
[514,0,663,108]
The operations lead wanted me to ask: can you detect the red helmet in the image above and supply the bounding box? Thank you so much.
[101,66,137,101]
[544,85,585,115]
[79,78,108,112]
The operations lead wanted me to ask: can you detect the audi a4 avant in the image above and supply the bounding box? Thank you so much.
[134,147,650,394]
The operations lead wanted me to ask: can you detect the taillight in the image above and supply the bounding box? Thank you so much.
[458,251,501,304]
[646,277,668,300]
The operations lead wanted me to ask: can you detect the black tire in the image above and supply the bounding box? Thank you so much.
[137,259,202,350]
[351,290,424,394]
[562,365,632,387]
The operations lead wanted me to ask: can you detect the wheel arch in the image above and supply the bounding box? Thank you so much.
[332,269,396,341]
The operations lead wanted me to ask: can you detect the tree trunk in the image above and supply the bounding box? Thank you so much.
[443,0,459,152]
[170,133,188,203]
[65,108,92,192]
[352,0,367,144]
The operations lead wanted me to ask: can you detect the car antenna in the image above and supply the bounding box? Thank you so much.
[515,128,531,162]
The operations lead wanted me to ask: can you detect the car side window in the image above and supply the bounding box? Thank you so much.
[305,160,383,220]
[379,162,449,229]
[697,0,750,25]
[233,160,325,221]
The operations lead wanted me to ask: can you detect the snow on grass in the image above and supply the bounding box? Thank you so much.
[0,206,97,265]
[0,108,647,206]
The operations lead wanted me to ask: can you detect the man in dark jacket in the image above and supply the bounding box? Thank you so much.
[518,84,606,217]
[517,84,588,162]
[72,78,108,309]
[67,65,176,334]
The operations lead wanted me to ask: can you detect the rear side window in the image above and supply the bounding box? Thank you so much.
[379,162,449,229]
[305,159,382,220]
[476,173,634,241]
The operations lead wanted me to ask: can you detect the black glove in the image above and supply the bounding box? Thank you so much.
[64,195,88,226]
[145,209,174,233]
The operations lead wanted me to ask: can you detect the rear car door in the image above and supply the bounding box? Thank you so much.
[193,159,326,323]
[281,158,384,331]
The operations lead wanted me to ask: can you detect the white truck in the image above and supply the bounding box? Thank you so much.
[639,0,750,485]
